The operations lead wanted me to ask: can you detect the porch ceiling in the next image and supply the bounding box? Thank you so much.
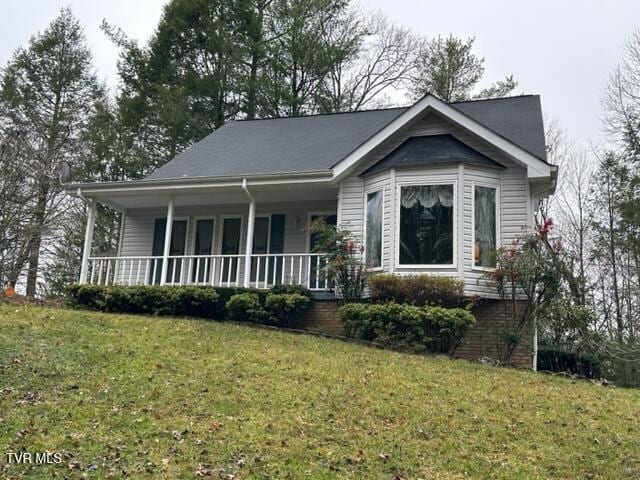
[82,183,338,211]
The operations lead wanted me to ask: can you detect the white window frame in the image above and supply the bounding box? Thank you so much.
[154,216,190,255]
[471,182,500,272]
[190,216,216,256]
[395,181,457,270]
[156,216,190,286]
[252,214,273,254]
[363,187,385,271]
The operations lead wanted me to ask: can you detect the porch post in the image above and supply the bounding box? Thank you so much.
[160,196,175,286]
[243,198,256,287]
[79,199,97,284]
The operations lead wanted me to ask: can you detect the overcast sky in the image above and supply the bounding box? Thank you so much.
[2,0,639,150]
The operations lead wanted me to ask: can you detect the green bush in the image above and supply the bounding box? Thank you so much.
[65,284,273,320]
[537,348,603,379]
[226,292,267,323]
[66,284,314,327]
[270,284,311,298]
[265,293,311,327]
[339,302,475,354]
[368,274,467,307]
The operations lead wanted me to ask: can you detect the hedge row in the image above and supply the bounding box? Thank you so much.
[368,273,468,307]
[65,284,311,324]
[537,348,603,379]
[339,302,475,355]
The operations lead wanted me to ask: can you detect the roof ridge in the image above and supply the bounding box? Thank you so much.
[450,94,538,105]
[234,106,409,122]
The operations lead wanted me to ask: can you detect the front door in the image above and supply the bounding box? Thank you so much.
[151,218,188,285]
[309,214,337,288]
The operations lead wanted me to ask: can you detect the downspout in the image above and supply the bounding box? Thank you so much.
[242,179,256,288]
[528,167,557,371]
[241,178,254,203]
[75,187,92,206]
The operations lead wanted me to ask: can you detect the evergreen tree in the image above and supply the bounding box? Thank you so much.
[0,7,101,296]
[408,35,517,102]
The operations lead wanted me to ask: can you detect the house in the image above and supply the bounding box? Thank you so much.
[67,93,556,367]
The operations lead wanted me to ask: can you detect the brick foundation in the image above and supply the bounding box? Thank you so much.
[454,299,533,369]
[297,298,534,369]
[298,299,344,336]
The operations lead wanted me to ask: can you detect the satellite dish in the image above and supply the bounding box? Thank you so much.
[54,161,72,183]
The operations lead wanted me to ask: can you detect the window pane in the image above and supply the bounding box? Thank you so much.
[366,191,383,268]
[194,219,214,255]
[474,186,497,268]
[399,185,454,265]
[251,217,270,283]
[221,218,241,281]
[193,219,214,283]
[221,218,241,254]
[252,217,269,254]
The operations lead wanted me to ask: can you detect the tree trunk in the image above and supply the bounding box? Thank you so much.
[605,174,624,343]
[25,184,48,297]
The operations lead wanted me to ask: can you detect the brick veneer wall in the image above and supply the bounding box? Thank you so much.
[454,299,533,369]
[297,298,534,369]
[298,299,345,336]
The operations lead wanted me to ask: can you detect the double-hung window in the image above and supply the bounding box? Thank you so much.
[365,190,383,268]
[473,185,498,269]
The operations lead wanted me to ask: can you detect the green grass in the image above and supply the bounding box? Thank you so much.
[0,305,639,479]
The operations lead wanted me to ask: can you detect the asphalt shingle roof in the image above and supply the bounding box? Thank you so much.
[145,95,546,181]
[362,134,505,176]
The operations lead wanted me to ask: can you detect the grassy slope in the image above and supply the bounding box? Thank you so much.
[0,305,638,479]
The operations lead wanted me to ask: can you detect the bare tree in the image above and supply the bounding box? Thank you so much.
[603,29,640,156]
[317,12,422,112]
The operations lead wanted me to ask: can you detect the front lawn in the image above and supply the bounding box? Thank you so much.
[0,305,638,479]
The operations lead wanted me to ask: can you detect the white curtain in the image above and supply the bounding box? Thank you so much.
[400,185,454,209]
[474,186,496,267]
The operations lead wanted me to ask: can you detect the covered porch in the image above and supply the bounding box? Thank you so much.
[75,176,338,291]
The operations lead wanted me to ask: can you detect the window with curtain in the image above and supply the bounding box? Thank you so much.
[474,185,497,268]
[399,184,454,265]
[365,190,383,268]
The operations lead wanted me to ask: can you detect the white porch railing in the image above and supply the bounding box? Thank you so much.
[85,253,331,290]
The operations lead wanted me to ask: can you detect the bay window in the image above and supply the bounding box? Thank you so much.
[365,190,383,268]
[398,184,454,266]
[473,185,497,268]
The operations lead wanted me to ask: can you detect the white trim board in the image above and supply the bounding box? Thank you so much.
[189,216,217,256]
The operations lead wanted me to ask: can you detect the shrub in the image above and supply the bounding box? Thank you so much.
[270,284,311,298]
[368,274,466,307]
[309,220,366,303]
[537,348,603,379]
[226,292,267,323]
[65,284,267,320]
[339,302,475,354]
[265,293,311,327]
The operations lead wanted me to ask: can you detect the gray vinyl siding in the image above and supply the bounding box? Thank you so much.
[337,111,534,298]
[120,200,337,259]
[338,175,364,242]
